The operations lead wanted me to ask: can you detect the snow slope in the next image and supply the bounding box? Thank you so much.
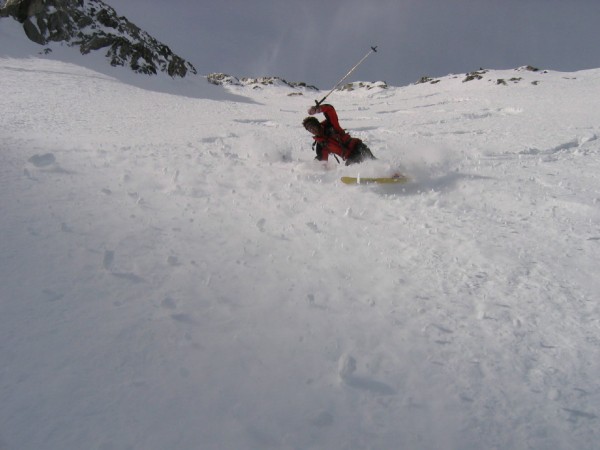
[2,26,600,450]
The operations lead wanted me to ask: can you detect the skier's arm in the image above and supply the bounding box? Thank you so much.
[308,104,344,134]
[317,104,343,133]
[313,137,329,161]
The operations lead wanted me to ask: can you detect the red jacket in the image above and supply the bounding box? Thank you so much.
[313,104,361,161]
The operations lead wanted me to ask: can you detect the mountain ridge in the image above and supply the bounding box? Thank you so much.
[0,0,197,77]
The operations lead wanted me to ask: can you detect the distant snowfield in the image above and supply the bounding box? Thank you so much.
[2,21,600,450]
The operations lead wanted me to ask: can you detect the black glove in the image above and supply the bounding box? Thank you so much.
[314,143,323,161]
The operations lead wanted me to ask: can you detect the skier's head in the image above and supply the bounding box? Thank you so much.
[303,117,322,135]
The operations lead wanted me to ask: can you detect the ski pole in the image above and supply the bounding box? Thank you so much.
[315,46,378,106]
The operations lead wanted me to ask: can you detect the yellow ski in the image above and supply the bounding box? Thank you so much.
[341,174,410,185]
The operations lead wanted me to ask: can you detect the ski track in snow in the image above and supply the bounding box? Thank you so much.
[1,51,600,450]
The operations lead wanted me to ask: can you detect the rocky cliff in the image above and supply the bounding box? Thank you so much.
[0,0,197,78]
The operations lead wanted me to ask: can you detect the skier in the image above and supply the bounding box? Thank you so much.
[303,103,376,165]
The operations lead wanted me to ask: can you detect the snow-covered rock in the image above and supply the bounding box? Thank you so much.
[0,0,196,77]
[207,72,319,91]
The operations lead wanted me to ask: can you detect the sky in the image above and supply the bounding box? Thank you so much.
[75,0,600,87]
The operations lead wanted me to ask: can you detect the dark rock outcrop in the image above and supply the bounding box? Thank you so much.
[0,0,197,78]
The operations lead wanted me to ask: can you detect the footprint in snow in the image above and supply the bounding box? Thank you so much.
[338,354,396,396]
[170,313,195,324]
[42,289,64,302]
[310,411,334,428]
[161,297,177,310]
[28,153,56,167]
